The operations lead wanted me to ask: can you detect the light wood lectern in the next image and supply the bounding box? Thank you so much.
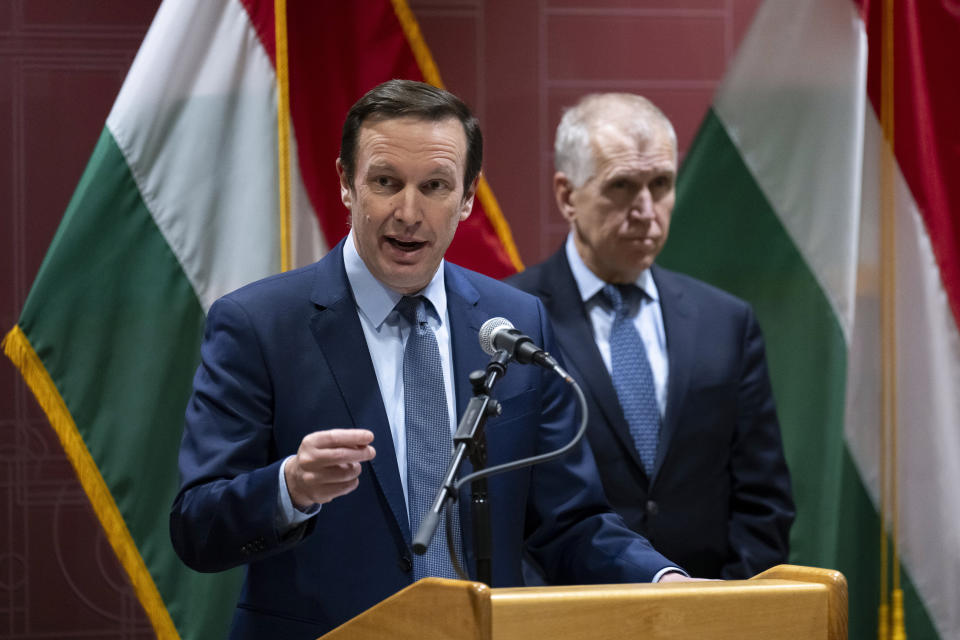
[318,564,847,639]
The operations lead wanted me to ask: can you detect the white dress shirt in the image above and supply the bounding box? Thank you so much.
[564,233,669,418]
[565,234,685,581]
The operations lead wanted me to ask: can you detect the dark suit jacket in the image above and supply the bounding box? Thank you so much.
[170,240,675,639]
[507,247,794,579]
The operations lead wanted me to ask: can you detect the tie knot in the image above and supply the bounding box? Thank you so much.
[396,295,429,329]
[602,283,642,317]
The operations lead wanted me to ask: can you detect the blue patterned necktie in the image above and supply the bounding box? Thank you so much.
[603,284,661,474]
[396,295,462,580]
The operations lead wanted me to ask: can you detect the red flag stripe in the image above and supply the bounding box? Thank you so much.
[862,0,960,328]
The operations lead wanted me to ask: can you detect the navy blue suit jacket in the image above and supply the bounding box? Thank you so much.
[507,248,794,579]
[170,241,675,639]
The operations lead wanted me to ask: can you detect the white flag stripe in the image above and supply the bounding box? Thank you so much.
[845,107,960,640]
[107,0,322,312]
[714,0,866,340]
[290,129,328,269]
[716,0,959,636]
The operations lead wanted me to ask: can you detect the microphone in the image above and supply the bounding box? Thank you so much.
[478,317,560,370]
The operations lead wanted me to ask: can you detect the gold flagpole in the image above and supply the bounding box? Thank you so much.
[879,0,905,637]
[275,0,292,272]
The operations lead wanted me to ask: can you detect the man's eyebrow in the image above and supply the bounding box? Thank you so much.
[365,160,397,173]
[606,167,675,181]
[424,165,458,178]
[363,161,457,177]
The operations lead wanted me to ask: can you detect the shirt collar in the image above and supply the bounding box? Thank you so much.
[564,232,659,304]
[343,229,447,328]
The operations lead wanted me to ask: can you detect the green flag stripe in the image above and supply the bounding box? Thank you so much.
[660,108,937,638]
[16,127,241,639]
[661,111,848,554]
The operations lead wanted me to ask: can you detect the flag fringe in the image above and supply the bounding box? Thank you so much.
[390,0,525,272]
[2,325,180,640]
[390,0,443,88]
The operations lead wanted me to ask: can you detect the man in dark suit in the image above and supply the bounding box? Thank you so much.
[508,93,794,579]
[170,81,687,640]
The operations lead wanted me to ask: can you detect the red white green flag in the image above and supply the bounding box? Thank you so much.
[661,0,960,637]
[2,1,519,638]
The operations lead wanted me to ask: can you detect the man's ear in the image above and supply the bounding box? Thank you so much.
[336,158,352,210]
[459,174,480,221]
[554,172,576,222]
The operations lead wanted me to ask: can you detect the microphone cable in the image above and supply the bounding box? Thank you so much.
[442,364,588,581]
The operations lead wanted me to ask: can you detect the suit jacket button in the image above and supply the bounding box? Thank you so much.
[646,500,659,516]
[399,555,413,573]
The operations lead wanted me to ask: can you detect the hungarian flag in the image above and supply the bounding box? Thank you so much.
[661,0,960,637]
[2,1,519,638]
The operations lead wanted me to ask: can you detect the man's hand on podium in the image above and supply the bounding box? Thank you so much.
[658,571,710,583]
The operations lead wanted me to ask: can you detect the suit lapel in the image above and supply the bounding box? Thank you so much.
[536,250,649,477]
[444,262,487,578]
[651,264,697,484]
[445,263,487,420]
[308,242,411,541]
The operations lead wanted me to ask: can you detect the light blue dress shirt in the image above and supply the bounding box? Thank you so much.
[564,234,685,581]
[275,232,684,581]
[564,233,669,418]
[277,231,456,528]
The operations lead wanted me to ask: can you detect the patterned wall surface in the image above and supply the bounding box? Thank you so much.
[0,0,760,636]
[413,0,762,263]
[2,4,161,636]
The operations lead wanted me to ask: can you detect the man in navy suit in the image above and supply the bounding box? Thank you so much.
[508,93,794,579]
[170,81,687,640]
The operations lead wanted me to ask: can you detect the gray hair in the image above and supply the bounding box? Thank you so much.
[554,93,677,187]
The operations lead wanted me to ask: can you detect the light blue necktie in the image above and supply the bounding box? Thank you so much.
[396,295,462,580]
[603,284,661,474]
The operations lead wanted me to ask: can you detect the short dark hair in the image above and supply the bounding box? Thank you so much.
[339,79,483,196]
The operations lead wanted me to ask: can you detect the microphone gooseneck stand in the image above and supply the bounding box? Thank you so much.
[412,342,589,587]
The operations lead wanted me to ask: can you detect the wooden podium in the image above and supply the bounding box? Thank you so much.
[318,564,847,639]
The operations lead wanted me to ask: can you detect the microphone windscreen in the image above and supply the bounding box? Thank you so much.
[478,317,514,355]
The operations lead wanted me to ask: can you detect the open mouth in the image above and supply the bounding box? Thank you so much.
[386,236,427,252]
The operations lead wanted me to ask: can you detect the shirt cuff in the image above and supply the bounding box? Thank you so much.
[653,567,688,583]
[275,455,321,533]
